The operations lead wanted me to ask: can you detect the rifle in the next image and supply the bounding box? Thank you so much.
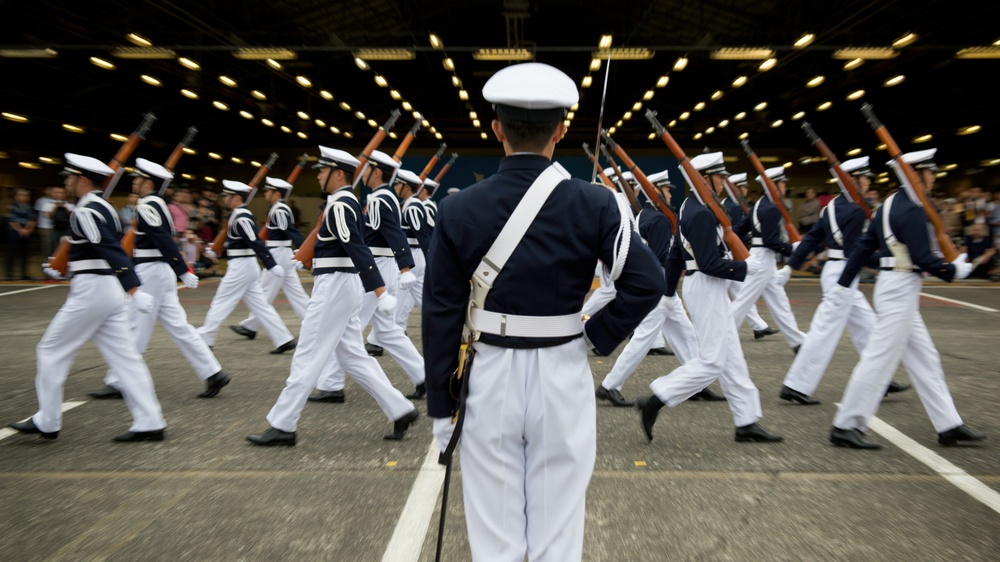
[601,130,677,233]
[413,144,447,199]
[121,126,197,255]
[860,103,959,261]
[801,122,872,219]
[432,153,458,184]
[723,177,751,214]
[739,139,802,243]
[645,110,749,261]
[295,110,402,269]
[581,143,617,189]
[598,142,644,215]
[47,112,156,276]
[209,153,278,256]
[259,153,309,240]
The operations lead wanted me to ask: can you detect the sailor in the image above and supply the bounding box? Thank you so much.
[8,154,167,442]
[423,62,663,561]
[419,178,439,235]
[829,148,984,449]
[636,152,783,444]
[392,170,433,333]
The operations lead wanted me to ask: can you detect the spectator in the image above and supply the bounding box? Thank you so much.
[816,189,834,208]
[990,191,1000,248]
[287,197,302,227]
[4,188,37,280]
[34,187,55,257]
[864,187,881,210]
[960,223,997,280]
[182,228,217,277]
[168,188,191,235]
[119,192,139,234]
[798,187,821,232]
[41,186,74,258]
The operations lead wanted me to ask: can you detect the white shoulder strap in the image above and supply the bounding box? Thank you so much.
[827,197,843,247]
[882,193,896,244]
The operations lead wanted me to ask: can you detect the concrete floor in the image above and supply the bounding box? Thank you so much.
[1,274,998,561]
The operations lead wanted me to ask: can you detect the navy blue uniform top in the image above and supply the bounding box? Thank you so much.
[400,196,433,250]
[666,196,748,297]
[734,197,793,256]
[788,194,866,270]
[422,154,663,418]
[313,187,384,292]
[223,206,277,270]
[637,202,674,297]
[722,197,746,225]
[68,191,141,291]
[838,190,955,286]
[364,184,415,270]
[265,201,304,247]
[133,193,189,277]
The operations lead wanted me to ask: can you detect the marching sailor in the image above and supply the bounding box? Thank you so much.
[724,172,776,340]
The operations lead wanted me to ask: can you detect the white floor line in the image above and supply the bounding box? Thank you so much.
[865,415,1000,515]
[919,292,999,313]
[0,285,60,297]
[0,400,87,441]
[382,440,447,562]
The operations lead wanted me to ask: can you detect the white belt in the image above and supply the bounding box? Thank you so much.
[228,248,255,257]
[827,249,845,260]
[314,257,354,268]
[133,248,162,258]
[69,259,111,272]
[685,260,698,271]
[751,237,764,245]
[369,247,394,257]
[879,256,919,271]
[406,237,419,246]
[469,309,582,338]
[266,240,292,247]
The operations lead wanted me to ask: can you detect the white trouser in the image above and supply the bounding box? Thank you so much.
[318,256,424,391]
[393,246,425,332]
[266,273,414,432]
[197,257,294,347]
[650,273,762,427]
[33,275,166,433]
[728,279,769,332]
[105,261,221,386]
[601,294,698,392]
[462,338,595,562]
[239,246,310,332]
[731,247,806,348]
[833,272,963,433]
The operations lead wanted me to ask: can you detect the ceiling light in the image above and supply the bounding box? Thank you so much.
[297,111,309,120]
[280,126,291,133]
[718,119,729,128]
[794,33,815,48]
[846,148,862,156]
[877,144,886,151]
[608,127,616,134]
[892,33,918,48]
[632,102,642,111]
[759,58,777,71]
[592,47,654,60]
[204,176,218,183]
[374,75,388,87]
[219,75,237,87]
[754,102,768,111]
[599,35,613,49]
[111,47,175,59]
[429,34,442,49]
[615,120,623,128]
[3,112,28,123]
[296,76,312,88]
[339,102,351,111]
[694,102,705,111]
[771,119,783,128]
[251,161,262,167]
[846,89,865,100]
[402,101,413,111]
[320,90,333,100]
[240,110,253,119]
[330,126,341,134]
[643,90,654,100]
[0,48,57,58]
[412,111,422,120]
[140,75,161,86]
[732,75,748,87]
[472,119,481,127]
[469,111,478,119]
[957,125,982,135]
[590,58,601,71]
[181,89,198,99]
[354,111,366,120]
[693,132,703,140]
[955,47,1000,59]
[314,119,325,127]
[912,134,933,143]
[622,112,632,121]
[735,112,746,120]
[739,132,749,140]
[711,90,724,100]
[942,163,957,171]
[233,48,296,60]
[355,57,370,70]
[656,75,669,88]
[232,157,243,163]
[353,48,415,60]
[19,162,42,169]
[344,132,353,139]
[566,112,575,121]
[212,101,229,111]
[390,89,402,100]
[429,127,437,133]
[443,58,455,71]
[817,101,832,111]
[178,57,200,70]
[705,126,715,134]
[251,90,267,100]
[792,111,806,120]
[673,56,688,71]
[668,120,676,127]
[481,132,488,140]
[581,76,592,88]
[208,152,222,160]
[473,48,534,61]
[459,90,469,100]
[110,133,128,142]
[883,75,905,87]
[261,118,274,127]
[984,159,1000,166]
[648,132,656,140]
[679,111,690,121]
[368,119,378,127]
[434,132,443,140]
[62,124,85,133]
[806,75,825,87]
[711,47,774,60]
[833,48,898,60]
[90,56,115,70]
[843,58,864,70]
[451,76,462,88]
[266,58,282,70]
[297,131,308,139]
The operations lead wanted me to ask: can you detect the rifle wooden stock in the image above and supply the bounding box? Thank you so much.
[740,139,802,243]
[296,110,401,269]
[860,103,958,261]
[419,144,447,181]
[392,121,422,163]
[432,153,457,184]
[48,112,156,275]
[210,153,277,256]
[259,153,309,239]
[601,132,677,232]
[801,122,871,219]
[723,177,751,214]
[581,143,616,189]
[597,144,643,215]
[644,110,749,261]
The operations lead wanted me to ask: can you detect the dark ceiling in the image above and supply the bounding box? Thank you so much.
[2,0,999,186]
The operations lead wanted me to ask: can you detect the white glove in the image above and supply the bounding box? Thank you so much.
[773,265,792,286]
[433,417,457,454]
[204,248,217,260]
[131,289,155,314]
[745,259,764,276]
[269,265,285,279]
[827,284,851,307]
[180,272,199,290]
[951,253,973,280]
[792,241,802,252]
[398,270,417,290]
[291,259,305,271]
[663,293,682,311]
[42,263,62,279]
[376,291,397,316]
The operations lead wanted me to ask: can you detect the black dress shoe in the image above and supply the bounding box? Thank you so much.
[229,324,257,340]
[636,395,664,442]
[384,409,419,440]
[735,423,783,442]
[780,385,821,405]
[247,427,296,446]
[829,426,881,449]
[198,370,231,398]
[8,419,58,439]
[113,429,165,442]
[647,347,674,356]
[88,385,123,399]
[792,345,801,355]
[754,327,780,340]
[596,386,634,407]
[270,338,297,355]
[687,387,727,401]
[938,424,986,447]
[405,383,426,400]
[308,389,345,403]
[591,347,605,357]
[365,343,384,356]
[885,380,911,395]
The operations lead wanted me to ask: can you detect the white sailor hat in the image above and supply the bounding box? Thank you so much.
[841,156,873,177]
[367,149,401,173]
[646,169,672,187]
[447,187,461,195]
[421,179,439,193]
[221,179,253,196]
[62,153,114,182]
[482,62,579,124]
[394,169,422,187]
[729,172,748,186]
[264,177,293,192]
[898,148,938,171]
[620,171,635,183]
[132,157,173,181]
[602,166,618,179]
[756,166,787,184]
[313,145,360,174]
[690,152,729,175]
